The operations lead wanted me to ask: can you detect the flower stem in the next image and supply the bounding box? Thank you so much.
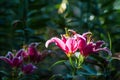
[68,56,75,77]
[77,54,84,69]
[12,67,18,80]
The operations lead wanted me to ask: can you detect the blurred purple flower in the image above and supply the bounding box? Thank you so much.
[0,51,23,68]
[21,63,37,74]
[22,43,44,63]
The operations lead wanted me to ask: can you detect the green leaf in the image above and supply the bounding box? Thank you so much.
[107,32,112,51]
[49,60,66,69]
[49,74,63,80]
[77,68,102,76]
[82,64,98,75]
[89,54,108,66]
[0,71,9,76]
[2,77,9,80]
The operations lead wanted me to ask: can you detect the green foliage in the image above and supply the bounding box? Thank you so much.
[0,0,120,80]
[0,0,120,53]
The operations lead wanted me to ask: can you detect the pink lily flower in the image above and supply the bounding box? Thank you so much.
[45,36,78,57]
[0,51,23,68]
[76,32,111,57]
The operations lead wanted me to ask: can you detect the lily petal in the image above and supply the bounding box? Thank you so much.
[45,37,66,51]
[81,43,95,57]
[94,47,112,56]
[75,34,87,50]
[28,45,38,56]
[12,57,23,67]
[16,49,24,57]
[66,38,73,53]
[66,38,78,53]
[73,40,78,53]
[0,57,12,66]
[27,45,38,62]
[6,51,14,60]
[95,41,105,49]
[82,32,92,37]
[61,35,67,43]
[29,42,39,48]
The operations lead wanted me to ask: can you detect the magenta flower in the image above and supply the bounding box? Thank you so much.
[76,32,111,57]
[45,35,78,57]
[22,63,37,74]
[45,29,111,57]
[0,51,23,68]
[22,43,43,63]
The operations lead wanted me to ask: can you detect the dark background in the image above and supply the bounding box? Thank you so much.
[0,0,120,53]
[0,0,120,80]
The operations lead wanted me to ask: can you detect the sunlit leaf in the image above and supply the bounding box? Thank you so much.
[58,0,68,14]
